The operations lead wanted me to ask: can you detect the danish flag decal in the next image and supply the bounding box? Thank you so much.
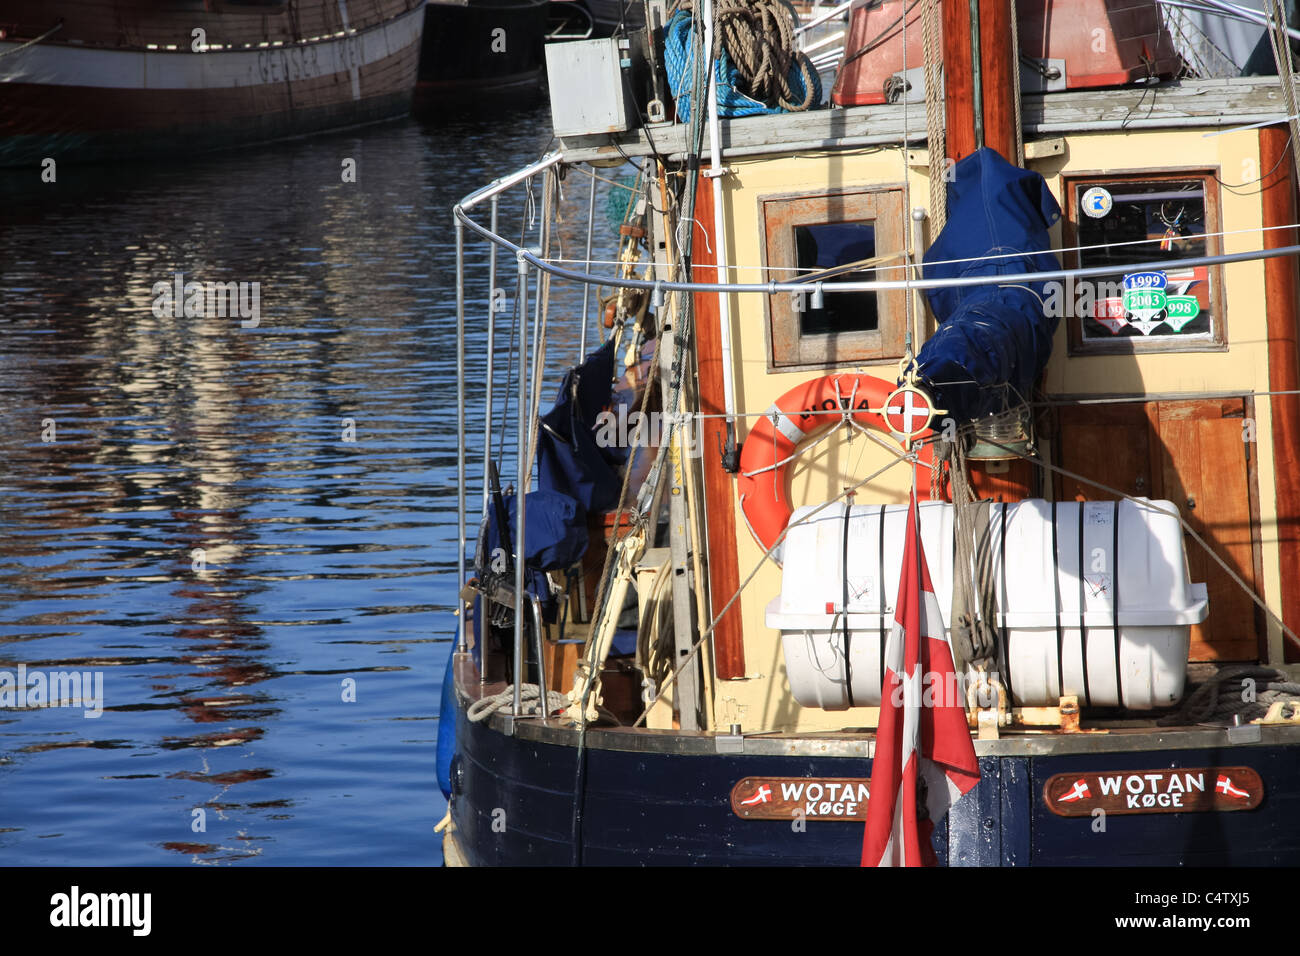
[1216,775,1250,799]
[1058,779,1091,803]
[861,491,980,866]
[739,784,773,806]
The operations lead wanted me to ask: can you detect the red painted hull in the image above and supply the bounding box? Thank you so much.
[0,0,425,164]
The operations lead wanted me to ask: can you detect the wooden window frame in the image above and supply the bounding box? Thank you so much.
[1061,167,1227,355]
[758,186,908,371]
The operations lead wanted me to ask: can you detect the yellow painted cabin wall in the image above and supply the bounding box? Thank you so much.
[708,129,1287,733]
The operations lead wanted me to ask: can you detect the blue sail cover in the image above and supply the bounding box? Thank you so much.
[486,490,588,573]
[916,148,1063,421]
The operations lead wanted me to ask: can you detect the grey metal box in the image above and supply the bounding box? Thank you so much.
[545,38,632,138]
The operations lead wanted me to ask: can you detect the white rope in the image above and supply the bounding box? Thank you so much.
[467,683,569,722]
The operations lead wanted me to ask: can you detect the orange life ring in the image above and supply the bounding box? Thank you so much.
[736,373,936,553]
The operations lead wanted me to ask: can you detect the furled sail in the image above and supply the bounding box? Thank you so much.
[916,147,1062,421]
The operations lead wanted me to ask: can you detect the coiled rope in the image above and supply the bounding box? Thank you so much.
[467,683,568,722]
[712,0,814,110]
[1156,665,1300,726]
[664,0,821,120]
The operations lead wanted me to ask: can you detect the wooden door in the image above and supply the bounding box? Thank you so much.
[1056,399,1263,661]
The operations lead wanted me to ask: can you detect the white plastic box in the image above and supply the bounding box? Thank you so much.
[545,38,633,138]
[765,499,1208,710]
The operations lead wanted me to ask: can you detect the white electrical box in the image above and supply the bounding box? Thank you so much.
[767,499,1209,711]
[545,38,633,138]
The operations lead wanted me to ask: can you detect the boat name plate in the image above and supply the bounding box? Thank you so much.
[731,776,870,821]
[1043,766,1263,816]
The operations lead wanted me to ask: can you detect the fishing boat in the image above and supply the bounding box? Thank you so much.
[440,0,1300,866]
[546,0,642,38]
[0,0,425,166]
[416,0,549,110]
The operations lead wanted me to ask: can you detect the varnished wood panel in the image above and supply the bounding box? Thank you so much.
[1056,400,1263,661]
[691,177,745,680]
[1154,400,1257,661]
[968,457,1037,501]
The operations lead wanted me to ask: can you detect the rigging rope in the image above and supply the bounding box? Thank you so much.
[1266,0,1300,185]
[921,0,947,233]
[1009,0,1024,165]
[945,437,999,674]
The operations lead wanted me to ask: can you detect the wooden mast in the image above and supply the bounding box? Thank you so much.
[942,0,1036,500]
[942,0,1018,163]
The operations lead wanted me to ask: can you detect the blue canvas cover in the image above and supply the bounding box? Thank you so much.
[536,338,624,516]
[486,490,588,573]
[916,147,1063,421]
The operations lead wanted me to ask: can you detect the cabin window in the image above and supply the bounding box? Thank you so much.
[760,187,907,369]
[1061,171,1225,352]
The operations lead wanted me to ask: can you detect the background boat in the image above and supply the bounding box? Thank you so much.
[416,0,549,112]
[545,0,641,39]
[0,0,426,166]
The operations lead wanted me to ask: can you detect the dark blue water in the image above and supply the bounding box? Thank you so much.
[0,107,610,865]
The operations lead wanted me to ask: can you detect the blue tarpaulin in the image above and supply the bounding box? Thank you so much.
[536,338,623,516]
[916,147,1062,421]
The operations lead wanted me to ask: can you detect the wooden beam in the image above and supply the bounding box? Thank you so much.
[558,79,1290,165]
[691,176,746,680]
[1259,125,1300,663]
[942,0,977,162]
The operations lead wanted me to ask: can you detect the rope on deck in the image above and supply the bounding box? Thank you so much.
[1157,665,1300,726]
[467,684,569,722]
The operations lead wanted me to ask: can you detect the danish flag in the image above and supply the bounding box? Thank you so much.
[1216,775,1249,799]
[861,491,980,866]
[740,784,773,806]
[1058,779,1091,803]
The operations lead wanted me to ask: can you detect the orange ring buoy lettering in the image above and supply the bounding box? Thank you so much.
[736,373,935,553]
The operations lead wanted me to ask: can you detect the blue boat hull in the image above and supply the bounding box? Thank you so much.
[449,699,1300,866]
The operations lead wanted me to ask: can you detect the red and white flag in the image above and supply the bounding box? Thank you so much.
[861,491,981,867]
[1058,779,1091,803]
[1216,774,1249,799]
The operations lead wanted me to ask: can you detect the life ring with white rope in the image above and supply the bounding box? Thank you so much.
[736,373,936,553]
